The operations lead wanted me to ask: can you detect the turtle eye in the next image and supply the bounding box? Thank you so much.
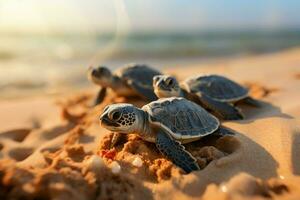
[103,106,109,111]
[91,69,98,77]
[110,111,122,121]
[166,78,174,86]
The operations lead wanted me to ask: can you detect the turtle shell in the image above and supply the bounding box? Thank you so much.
[116,64,161,88]
[142,97,220,140]
[183,75,249,102]
[115,64,162,100]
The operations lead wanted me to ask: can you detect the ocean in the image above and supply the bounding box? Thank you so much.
[1,30,300,98]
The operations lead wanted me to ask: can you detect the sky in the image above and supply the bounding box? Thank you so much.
[0,0,300,34]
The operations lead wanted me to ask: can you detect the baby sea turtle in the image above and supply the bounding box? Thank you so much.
[99,97,234,173]
[153,75,260,120]
[88,63,162,105]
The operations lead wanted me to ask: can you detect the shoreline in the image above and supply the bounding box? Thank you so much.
[1,47,300,100]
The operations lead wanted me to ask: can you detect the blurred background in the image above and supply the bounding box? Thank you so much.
[1,0,300,98]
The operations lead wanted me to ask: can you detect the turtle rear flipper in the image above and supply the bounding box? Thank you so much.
[213,126,235,137]
[127,80,157,101]
[197,93,243,120]
[94,87,107,106]
[242,97,261,107]
[156,130,200,173]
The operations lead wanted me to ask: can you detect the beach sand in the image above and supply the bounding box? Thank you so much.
[0,48,300,200]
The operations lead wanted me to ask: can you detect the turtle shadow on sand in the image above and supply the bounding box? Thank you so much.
[236,100,293,124]
[237,82,292,122]
[292,133,300,175]
[171,131,279,197]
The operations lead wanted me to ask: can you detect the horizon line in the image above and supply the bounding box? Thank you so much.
[1,27,300,36]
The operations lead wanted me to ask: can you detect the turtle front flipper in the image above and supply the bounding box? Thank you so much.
[156,130,200,173]
[127,80,157,101]
[110,132,122,149]
[94,87,107,106]
[197,93,243,120]
[242,97,261,107]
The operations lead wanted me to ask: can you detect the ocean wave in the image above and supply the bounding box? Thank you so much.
[1,30,300,98]
[1,30,300,60]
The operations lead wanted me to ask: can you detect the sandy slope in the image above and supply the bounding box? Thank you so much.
[0,48,300,200]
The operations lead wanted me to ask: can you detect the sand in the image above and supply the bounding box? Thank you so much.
[1,48,300,200]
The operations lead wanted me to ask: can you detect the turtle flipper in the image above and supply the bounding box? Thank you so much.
[242,97,261,107]
[197,93,243,120]
[94,87,107,106]
[156,130,200,173]
[127,80,157,101]
[110,132,122,149]
[213,126,235,137]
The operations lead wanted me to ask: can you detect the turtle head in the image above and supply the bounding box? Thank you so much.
[153,75,181,98]
[88,66,113,87]
[99,103,142,134]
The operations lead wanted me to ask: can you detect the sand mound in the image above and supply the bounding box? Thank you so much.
[97,132,240,182]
